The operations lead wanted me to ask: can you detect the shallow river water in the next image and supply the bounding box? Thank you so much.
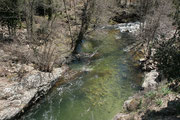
[22,29,143,120]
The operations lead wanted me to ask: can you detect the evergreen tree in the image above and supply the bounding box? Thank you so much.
[0,0,22,36]
[155,0,180,81]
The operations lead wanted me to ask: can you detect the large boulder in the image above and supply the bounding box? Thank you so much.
[123,98,141,112]
[142,70,159,89]
[0,66,68,120]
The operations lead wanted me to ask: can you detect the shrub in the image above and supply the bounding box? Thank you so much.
[161,87,171,96]
[33,42,57,72]
[154,0,180,84]
[155,99,163,107]
[145,91,157,99]
[154,39,180,80]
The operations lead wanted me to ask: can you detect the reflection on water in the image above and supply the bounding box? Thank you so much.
[21,30,142,120]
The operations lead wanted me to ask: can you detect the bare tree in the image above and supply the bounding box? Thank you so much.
[63,0,74,49]
[23,0,36,40]
[73,0,96,54]
[133,0,174,58]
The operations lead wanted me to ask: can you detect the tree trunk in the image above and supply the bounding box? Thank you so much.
[63,0,74,49]
[73,0,95,54]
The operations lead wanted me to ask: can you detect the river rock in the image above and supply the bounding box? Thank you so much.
[0,67,6,77]
[142,70,159,89]
[123,98,140,112]
[139,58,146,62]
[113,113,130,120]
[114,113,140,120]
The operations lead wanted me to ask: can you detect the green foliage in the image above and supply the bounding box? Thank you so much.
[0,0,55,36]
[138,98,143,109]
[173,0,180,26]
[145,91,156,99]
[154,0,180,81]
[155,99,163,107]
[154,39,180,80]
[0,0,22,35]
[161,87,171,96]
[35,0,54,20]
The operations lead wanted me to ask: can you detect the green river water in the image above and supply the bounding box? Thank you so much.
[21,29,143,120]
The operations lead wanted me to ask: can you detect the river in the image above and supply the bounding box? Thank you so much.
[21,25,143,120]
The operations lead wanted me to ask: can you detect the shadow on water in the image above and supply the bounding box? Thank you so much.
[21,29,143,120]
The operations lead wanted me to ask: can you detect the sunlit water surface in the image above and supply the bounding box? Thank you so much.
[21,29,142,120]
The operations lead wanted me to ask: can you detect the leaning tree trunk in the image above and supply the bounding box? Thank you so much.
[73,0,95,54]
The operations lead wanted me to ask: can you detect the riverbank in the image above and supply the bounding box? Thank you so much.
[1,0,178,119]
[0,1,85,119]
[113,50,180,120]
[113,30,180,120]
[114,83,180,120]
[0,66,68,120]
[0,16,73,120]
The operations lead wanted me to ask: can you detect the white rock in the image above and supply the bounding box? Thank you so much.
[142,70,159,89]
[114,113,129,120]
[139,58,146,62]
